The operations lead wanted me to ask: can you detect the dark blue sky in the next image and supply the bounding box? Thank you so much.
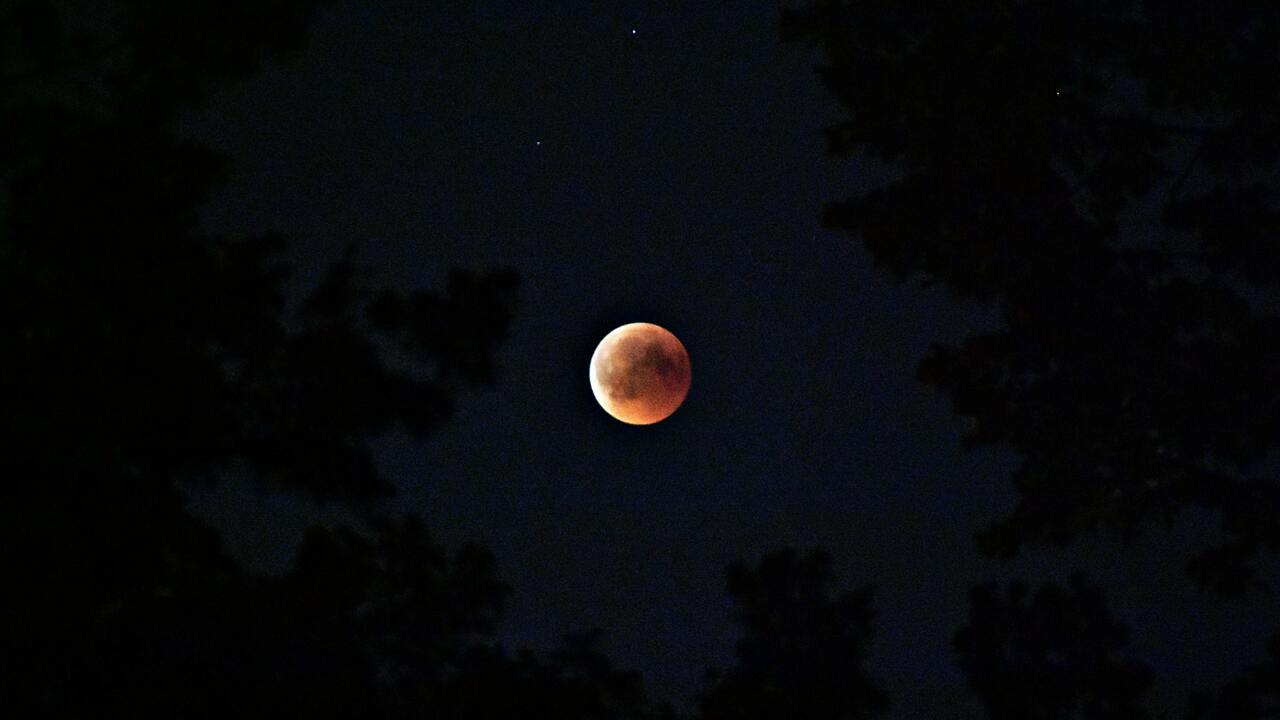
[178,2,1278,716]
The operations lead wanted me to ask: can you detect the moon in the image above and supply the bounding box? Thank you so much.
[589,323,691,425]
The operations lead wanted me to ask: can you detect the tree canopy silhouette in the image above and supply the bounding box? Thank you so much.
[784,0,1280,595]
[1188,632,1280,719]
[784,1,1280,717]
[955,575,1152,720]
[0,1,537,714]
[700,548,889,720]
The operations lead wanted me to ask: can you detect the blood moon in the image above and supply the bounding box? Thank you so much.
[589,323,691,425]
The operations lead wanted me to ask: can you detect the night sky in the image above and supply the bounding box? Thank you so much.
[173,2,1279,716]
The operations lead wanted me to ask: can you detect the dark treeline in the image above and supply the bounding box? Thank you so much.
[2,1,1277,718]
[786,0,1280,717]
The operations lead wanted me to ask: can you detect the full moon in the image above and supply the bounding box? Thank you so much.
[589,323,691,425]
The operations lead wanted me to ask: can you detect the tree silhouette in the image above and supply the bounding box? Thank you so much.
[955,575,1152,720]
[432,631,673,720]
[0,1,537,714]
[1188,632,1280,719]
[783,1,1280,716]
[699,548,889,720]
[784,0,1280,594]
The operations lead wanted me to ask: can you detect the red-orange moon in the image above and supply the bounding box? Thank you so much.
[589,323,691,425]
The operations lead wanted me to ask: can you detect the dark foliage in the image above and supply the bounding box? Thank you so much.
[1188,633,1280,719]
[700,548,889,720]
[431,632,670,720]
[785,1,1280,716]
[784,0,1280,594]
[0,0,559,715]
[955,575,1152,720]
